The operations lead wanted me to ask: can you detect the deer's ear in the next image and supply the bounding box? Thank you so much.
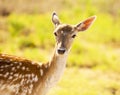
[75,16,96,32]
[52,12,60,27]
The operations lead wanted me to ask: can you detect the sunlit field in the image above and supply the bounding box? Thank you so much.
[0,0,120,95]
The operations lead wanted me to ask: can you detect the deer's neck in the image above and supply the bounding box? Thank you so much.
[47,47,68,86]
[38,48,67,93]
[37,46,68,95]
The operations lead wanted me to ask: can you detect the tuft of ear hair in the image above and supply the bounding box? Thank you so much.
[75,16,97,32]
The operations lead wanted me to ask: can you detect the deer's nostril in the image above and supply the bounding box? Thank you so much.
[57,48,66,54]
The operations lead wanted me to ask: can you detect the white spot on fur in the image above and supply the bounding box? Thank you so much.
[27,74,31,78]
[11,67,15,71]
[29,84,33,89]
[8,76,13,80]
[31,62,35,65]
[0,65,4,68]
[10,72,13,76]
[16,65,20,69]
[14,61,18,64]
[0,74,3,76]
[10,63,13,66]
[9,59,13,61]
[22,66,25,70]
[20,78,24,85]
[34,75,38,82]
[4,72,9,78]
[19,62,22,66]
[31,73,35,78]
[26,67,29,71]
[40,69,43,76]
[5,65,9,68]
[19,74,22,78]
[14,73,19,77]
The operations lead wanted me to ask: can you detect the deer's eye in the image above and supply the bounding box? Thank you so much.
[54,32,57,36]
[72,34,76,38]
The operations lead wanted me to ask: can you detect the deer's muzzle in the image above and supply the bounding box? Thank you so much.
[57,47,66,54]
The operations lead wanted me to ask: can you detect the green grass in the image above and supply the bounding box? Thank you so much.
[47,68,120,95]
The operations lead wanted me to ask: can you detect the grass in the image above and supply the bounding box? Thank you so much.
[48,68,120,95]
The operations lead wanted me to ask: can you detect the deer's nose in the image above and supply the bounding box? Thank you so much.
[57,48,66,54]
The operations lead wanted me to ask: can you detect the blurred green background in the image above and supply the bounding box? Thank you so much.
[0,0,120,95]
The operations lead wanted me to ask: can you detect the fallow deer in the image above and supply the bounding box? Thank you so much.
[0,12,96,95]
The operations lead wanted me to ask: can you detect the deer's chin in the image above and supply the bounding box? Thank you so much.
[58,52,65,55]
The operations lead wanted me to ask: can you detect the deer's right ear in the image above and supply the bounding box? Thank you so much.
[52,12,60,27]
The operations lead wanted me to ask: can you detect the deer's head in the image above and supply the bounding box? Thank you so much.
[52,12,96,55]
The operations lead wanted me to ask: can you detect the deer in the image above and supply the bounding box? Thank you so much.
[0,12,96,95]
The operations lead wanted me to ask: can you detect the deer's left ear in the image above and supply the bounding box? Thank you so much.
[52,12,60,27]
[75,16,96,32]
